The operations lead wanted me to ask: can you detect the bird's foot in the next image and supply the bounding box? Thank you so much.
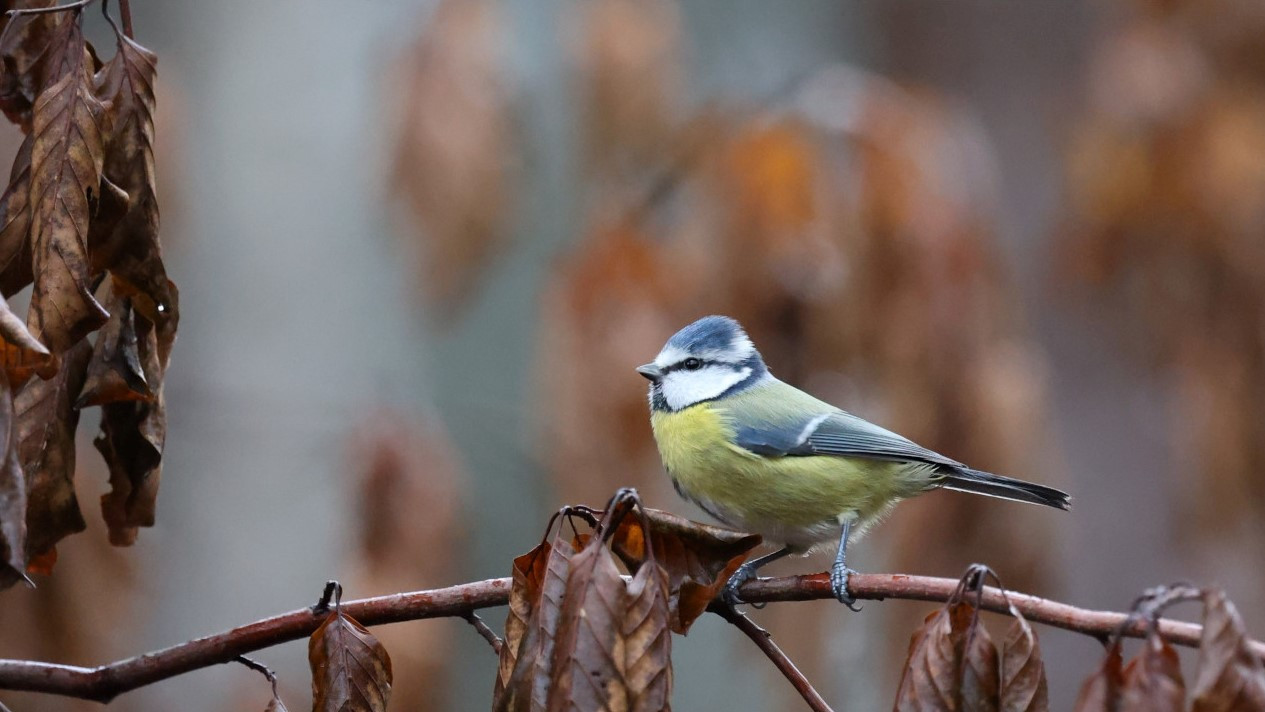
[830,565,862,612]
[722,564,756,607]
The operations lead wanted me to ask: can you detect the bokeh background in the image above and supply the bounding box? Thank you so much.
[3,0,1265,709]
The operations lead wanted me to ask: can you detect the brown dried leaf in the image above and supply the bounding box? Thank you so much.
[95,282,174,546]
[14,338,90,571]
[1121,632,1185,712]
[0,0,59,129]
[621,559,672,712]
[495,541,552,700]
[610,506,760,633]
[0,372,24,586]
[962,620,1000,712]
[91,32,174,323]
[496,527,579,712]
[893,600,973,712]
[26,17,109,353]
[308,606,393,712]
[1073,643,1125,712]
[77,279,150,408]
[0,133,34,297]
[545,531,630,712]
[999,613,1049,712]
[1191,588,1265,711]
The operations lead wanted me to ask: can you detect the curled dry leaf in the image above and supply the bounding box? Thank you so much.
[893,600,974,712]
[544,529,631,712]
[11,339,90,580]
[95,273,175,545]
[91,31,175,323]
[961,619,1000,712]
[496,526,580,712]
[77,279,150,408]
[495,538,552,701]
[1073,643,1125,712]
[621,559,672,712]
[0,0,59,129]
[26,16,109,354]
[1191,588,1265,711]
[308,604,393,712]
[1120,632,1185,712]
[609,506,760,633]
[0,134,34,298]
[999,613,1049,712]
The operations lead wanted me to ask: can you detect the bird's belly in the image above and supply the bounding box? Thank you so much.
[651,406,932,550]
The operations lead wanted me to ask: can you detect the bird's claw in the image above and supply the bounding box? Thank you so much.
[831,566,862,612]
[722,565,754,607]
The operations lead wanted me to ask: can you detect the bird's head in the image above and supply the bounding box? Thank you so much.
[638,315,769,412]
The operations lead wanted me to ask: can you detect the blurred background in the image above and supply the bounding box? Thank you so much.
[2,0,1265,709]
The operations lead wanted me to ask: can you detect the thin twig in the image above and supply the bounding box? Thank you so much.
[114,0,130,37]
[462,611,505,655]
[0,572,1261,703]
[4,0,95,17]
[233,656,285,711]
[709,602,833,712]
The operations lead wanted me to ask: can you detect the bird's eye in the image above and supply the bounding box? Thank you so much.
[682,358,703,371]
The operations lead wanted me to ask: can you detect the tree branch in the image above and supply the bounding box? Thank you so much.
[0,572,1261,704]
[709,602,833,712]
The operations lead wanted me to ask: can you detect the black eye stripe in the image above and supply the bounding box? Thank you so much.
[663,358,720,374]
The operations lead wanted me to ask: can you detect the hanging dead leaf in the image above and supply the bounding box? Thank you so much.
[621,557,672,712]
[309,598,393,712]
[496,525,581,712]
[1073,643,1125,712]
[544,526,630,712]
[96,285,175,546]
[1120,631,1185,712]
[13,338,90,575]
[961,619,1000,712]
[0,1,59,129]
[76,280,150,408]
[609,506,760,633]
[1191,588,1265,711]
[893,600,972,712]
[91,29,174,323]
[0,134,34,297]
[26,15,109,353]
[495,540,552,700]
[999,613,1049,712]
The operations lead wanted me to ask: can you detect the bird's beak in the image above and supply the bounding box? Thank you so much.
[636,363,662,382]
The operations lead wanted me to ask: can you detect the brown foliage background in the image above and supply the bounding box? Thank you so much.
[3,0,1265,710]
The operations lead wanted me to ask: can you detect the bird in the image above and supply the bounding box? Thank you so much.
[637,315,1070,609]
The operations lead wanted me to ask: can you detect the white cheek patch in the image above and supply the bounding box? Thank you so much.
[662,366,751,411]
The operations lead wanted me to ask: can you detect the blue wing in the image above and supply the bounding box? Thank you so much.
[734,409,964,469]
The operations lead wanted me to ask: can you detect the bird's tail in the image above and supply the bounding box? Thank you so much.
[939,468,1071,511]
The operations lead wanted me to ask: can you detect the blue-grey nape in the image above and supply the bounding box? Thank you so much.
[668,315,746,352]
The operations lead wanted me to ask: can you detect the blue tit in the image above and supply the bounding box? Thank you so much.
[637,315,1070,608]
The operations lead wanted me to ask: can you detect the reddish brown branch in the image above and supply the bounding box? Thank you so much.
[710,603,833,712]
[0,572,1261,704]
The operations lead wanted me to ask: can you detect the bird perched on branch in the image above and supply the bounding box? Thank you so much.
[638,315,1070,608]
